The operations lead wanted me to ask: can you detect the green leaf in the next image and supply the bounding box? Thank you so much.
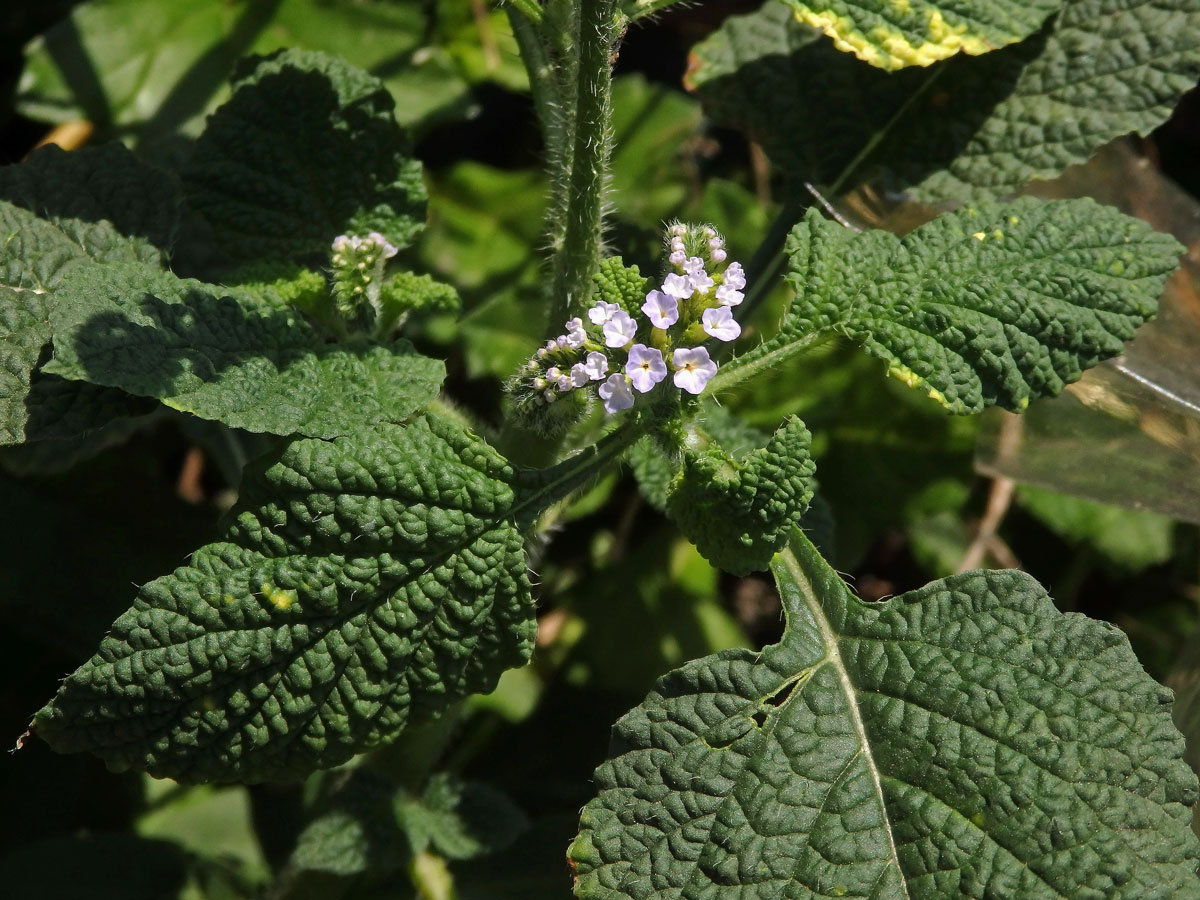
[571,530,1200,899]
[609,74,703,228]
[0,192,162,445]
[17,0,478,141]
[666,415,816,575]
[33,414,537,783]
[292,769,411,876]
[0,143,179,256]
[690,0,1200,201]
[44,261,445,438]
[1017,484,1175,573]
[629,402,773,512]
[183,48,426,268]
[398,773,529,861]
[781,0,1059,70]
[725,198,1182,414]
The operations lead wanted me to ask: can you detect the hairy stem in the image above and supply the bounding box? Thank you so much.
[547,0,622,327]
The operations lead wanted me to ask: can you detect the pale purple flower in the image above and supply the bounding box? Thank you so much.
[702,306,741,342]
[669,249,685,265]
[641,290,679,329]
[672,347,717,395]
[716,283,744,306]
[708,236,724,251]
[662,273,693,300]
[588,301,622,325]
[556,374,572,391]
[723,261,746,291]
[603,310,638,347]
[683,256,705,275]
[570,363,590,387]
[626,344,667,393]
[366,231,400,258]
[689,271,714,295]
[546,367,562,380]
[584,351,609,381]
[565,317,587,348]
[711,248,727,263]
[598,374,635,413]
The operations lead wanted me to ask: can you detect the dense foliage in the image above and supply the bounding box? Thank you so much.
[4,1,1200,898]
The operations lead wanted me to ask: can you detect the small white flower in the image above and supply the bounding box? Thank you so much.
[702,305,741,342]
[711,248,727,263]
[708,236,724,251]
[544,389,557,403]
[669,249,685,265]
[556,374,572,391]
[626,343,667,393]
[565,317,588,348]
[598,374,635,413]
[570,363,590,387]
[662,273,693,300]
[584,351,608,380]
[672,346,717,395]
[669,223,687,237]
[716,283,744,306]
[641,290,679,329]
[683,256,705,275]
[546,367,562,380]
[532,377,547,390]
[603,310,638,347]
[366,231,400,258]
[723,261,746,291]
[588,300,622,325]
[556,335,570,348]
[545,339,558,352]
[689,271,714,295]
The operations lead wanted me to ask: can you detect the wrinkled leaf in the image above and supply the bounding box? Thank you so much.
[33,415,537,783]
[690,0,1200,201]
[572,530,1200,898]
[666,415,816,575]
[45,262,445,438]
[725,198,1181,414]
[782,0,1059,70]
[183,48,426,268]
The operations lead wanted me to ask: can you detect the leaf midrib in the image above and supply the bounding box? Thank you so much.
[777,543,911,900]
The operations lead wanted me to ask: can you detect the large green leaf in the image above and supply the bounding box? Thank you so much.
[571,530,1200,899]
[666,416,816,575]
[17,0,482,141]
[781,0,1059,70]
[0,191,162,445]
[720,198,1181,414]
[32,415,537,783]
[182,48,426,268]
[44,261,445,438]
[689,0,1200,201]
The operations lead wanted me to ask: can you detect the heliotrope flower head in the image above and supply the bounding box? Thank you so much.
[508,222,747,425]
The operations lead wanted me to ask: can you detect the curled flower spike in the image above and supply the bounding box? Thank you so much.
[508,221,747,425]
[672,347,717,394]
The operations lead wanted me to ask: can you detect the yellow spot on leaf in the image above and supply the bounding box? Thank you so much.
[791,3,999,70]
[972,231,986,241]
[992,229,1004,240]
[223,593,237,605]
[970,811,986,828]
[887,363,951,408]
[261,583,297,610]
[1008,215,1020,225]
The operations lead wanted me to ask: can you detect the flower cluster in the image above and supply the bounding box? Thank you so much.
[511,224,746,424]
[330,232,399,321]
